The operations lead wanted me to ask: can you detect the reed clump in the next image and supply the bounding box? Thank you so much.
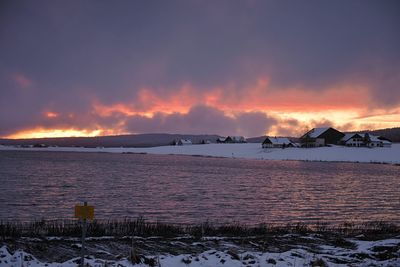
[0,218,398,240]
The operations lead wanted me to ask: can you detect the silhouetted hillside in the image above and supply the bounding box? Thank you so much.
[365,127,400,142]
[0,134,222,148]
[1,127,398,147]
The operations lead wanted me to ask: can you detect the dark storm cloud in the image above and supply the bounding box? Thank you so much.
[125,106,277,137]
[274,118,357,137]
[0,0,399,135]
[235,112,277,137]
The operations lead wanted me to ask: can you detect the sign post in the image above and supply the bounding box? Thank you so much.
[74,202,94,267]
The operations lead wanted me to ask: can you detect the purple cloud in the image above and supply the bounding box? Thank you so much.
[125,106,277,137]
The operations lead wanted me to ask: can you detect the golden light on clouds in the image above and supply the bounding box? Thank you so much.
[2,1,399,140]
[6,107,399,139]
[93,102,139,117]
[12,73,32,89]
[45,112,59,118]
[7,128,104,139]
[3,81,399,139]
[93,81,373,117]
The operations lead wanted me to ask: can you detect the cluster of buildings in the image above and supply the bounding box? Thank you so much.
[262,127,392,149]
[216,136,246,143]
[174,139,193,146]
[174,136,247,146]
[174,127,392,148]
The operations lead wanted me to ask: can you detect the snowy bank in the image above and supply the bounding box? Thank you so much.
[2,219,399,266]
[1,237,399,267]
[1,143,399,164]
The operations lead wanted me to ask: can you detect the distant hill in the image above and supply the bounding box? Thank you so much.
[0,133,222,148]
[361,127,400,142]
[1,127,398,148]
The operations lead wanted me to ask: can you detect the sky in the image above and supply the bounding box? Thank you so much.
[1,0,399,138]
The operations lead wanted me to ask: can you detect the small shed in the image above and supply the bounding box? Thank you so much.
[176,139,192,146]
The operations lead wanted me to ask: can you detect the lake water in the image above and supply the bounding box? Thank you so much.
[0,150,399,224]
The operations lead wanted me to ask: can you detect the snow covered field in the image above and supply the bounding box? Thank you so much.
[1,143,399,164]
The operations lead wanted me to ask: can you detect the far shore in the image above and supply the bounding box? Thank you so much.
[1,143,399,165]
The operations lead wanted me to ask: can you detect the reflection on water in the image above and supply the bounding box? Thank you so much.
[0,151,399,224]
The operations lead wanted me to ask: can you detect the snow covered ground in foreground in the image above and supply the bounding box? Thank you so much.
[1,143,400,164]
[1,238,399,267]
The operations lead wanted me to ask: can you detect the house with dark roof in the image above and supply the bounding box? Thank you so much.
[222,136,246,143]
[216,137,226,143]
[300,127,344,148]
[262,137,294,148]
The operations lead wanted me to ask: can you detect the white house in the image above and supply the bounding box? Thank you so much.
[340,133,365,147]
[340,133,392,148]
[262,137,294,148]
[176,139,192,146]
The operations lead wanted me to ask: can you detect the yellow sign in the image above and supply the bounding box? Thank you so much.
[74,204,94,220]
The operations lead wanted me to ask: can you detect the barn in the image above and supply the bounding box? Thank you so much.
[300,127,344,147]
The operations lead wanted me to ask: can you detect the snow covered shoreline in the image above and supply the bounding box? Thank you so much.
[1,143,399,165]
[1,235,399,266]
[2,218,400,266]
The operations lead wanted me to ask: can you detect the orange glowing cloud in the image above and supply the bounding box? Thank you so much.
[7,128,104,139]
[12,73,32,89]
[83,79,397,138]
[206,79,371,113]
[45,112,59,118]
[4,78,399,139]
[92,102,139,117]
[92,85,200,118]
[92,78,372,119]
[135,86,198,114]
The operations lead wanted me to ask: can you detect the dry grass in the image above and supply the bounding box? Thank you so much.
[1,218,398,240]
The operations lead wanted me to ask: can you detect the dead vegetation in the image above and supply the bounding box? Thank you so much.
[1,218,398,240]
[0,218,399,264]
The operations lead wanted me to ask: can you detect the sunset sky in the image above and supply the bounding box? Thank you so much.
[1,0,399,138]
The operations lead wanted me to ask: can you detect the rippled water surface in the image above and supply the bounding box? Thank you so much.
[0,151,399,224]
